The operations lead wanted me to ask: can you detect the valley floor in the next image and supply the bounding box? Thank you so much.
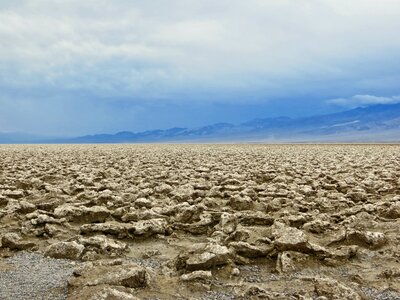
[0,144,399,299]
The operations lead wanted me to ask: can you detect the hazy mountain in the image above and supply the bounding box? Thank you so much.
[1,103,400,143]
[64,103,400,143]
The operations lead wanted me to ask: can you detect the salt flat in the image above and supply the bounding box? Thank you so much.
[0,144,399,299]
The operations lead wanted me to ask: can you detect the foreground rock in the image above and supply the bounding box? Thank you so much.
[272,222,310,252]
[69,264,148,288]
[176,243,232,271]
[45,241,84,260]
[329,229,388,249]
[180,270,213,282]
[54,205,111,223]
[1,233,36,251]
[314,277,362,300]
[78,235,127,255]
[229,241,273,258]
[76,287,140,300]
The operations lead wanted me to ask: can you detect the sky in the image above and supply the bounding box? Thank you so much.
[1,0,400,136]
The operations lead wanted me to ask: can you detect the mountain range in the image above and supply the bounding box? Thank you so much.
[1,103,400,143]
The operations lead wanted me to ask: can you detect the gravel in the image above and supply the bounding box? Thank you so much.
[201,291,236,300]
[130,258,164,269]
[0,251,75,300]
[360,287,400,300]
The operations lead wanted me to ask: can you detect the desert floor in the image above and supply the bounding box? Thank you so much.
[0,144,399,300]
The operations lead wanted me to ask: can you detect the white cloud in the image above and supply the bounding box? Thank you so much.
[1,0,400,100]
[327,94,400,107]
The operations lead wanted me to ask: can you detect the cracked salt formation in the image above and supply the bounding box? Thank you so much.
[0,144,399,299]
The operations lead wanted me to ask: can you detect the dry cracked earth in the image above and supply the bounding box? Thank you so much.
[0,144,399,300]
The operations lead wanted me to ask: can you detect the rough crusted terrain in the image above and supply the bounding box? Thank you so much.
[0,144,399,300]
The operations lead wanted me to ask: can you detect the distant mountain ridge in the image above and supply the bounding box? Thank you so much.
[1,103,400,143]
[64,103,400,143]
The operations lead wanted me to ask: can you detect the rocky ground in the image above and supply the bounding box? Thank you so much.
[0,144,399,300]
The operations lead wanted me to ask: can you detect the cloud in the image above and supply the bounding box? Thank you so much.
[1,0,400,134]
[327,95,400,107]
[1,0,400,99]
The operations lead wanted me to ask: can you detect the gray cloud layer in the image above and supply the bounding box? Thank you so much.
[1,0,400,134]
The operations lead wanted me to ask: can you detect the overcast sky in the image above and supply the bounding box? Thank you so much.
[1,0,400,136]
